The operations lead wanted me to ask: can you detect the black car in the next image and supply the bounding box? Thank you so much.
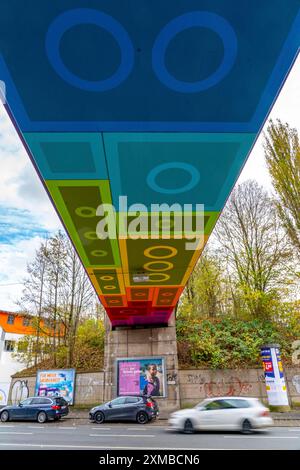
[89,396,159,424]
[0,396,69,423]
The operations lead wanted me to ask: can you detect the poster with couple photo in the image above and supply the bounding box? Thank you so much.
[117,357,166,397]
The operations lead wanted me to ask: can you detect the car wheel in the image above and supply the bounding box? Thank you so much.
[37,411,47,424]
[136,412,148,424]
[94,411,105,424]
[241,419,253,434]
[0,411,9,422]
[183,419,194,434]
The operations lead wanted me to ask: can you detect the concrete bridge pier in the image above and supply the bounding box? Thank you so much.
[103,313,180,417]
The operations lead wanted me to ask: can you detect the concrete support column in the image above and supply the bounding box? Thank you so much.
[103,313,180,417]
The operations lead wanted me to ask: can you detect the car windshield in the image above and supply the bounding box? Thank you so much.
[19,398,32,406]
[195,400,209,409]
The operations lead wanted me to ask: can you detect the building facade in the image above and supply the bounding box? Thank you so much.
[0,310,37,405]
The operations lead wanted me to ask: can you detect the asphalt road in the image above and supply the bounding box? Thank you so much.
[0,422,300,450]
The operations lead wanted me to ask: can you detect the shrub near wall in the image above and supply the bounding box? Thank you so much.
[177,318,298,369]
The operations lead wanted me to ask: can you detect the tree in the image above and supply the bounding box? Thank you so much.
[215,180,292,319]
[178,250,230,319]
[17,231,98,368]
[17,239,48,365]
[61,237,96,367]
[264,119,300,265]
[43,231,66,366]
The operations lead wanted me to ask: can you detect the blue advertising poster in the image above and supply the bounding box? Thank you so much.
[35,369,75,404]
[117,357,165,397]
[261,347,275,379]
[260,345,289,407]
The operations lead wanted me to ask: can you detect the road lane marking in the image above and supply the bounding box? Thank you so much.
[91,427,111,430]
[57,427,77,429]
[0,425,15,428]
[0,432,33,435]
[89,433,155,438]
[28,426,44,429]
[126,427,152,430]
[0,442,236,450]
[223,435,299,439]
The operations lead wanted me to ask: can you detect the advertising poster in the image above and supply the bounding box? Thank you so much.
[117,357,165,397]
[35,369,75,404]
[261,345,289,406]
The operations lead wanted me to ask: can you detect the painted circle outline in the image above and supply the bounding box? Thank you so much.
[152,11,237,93]
[148,273,170,282]
[144,245,177,259]
[84,231,99,240]
[100,275,114,281]
[75,206,96,218]
[91,249,108,257]
[161,292,174,297]
[104,285,117,290]
[144,261,173,272]
[147,162,200,194]
[46,8,135,91]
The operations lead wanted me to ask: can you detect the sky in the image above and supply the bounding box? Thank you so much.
[0,56,299,311]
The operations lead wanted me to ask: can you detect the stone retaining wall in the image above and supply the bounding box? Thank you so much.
[9,367,300,407]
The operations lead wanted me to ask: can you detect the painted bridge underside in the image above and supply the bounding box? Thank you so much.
[0,1,299,327]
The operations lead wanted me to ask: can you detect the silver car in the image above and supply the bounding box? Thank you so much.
[168,397,273,433]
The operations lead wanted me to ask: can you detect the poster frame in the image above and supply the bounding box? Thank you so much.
[35,368,76,405]
[115,356,167,399]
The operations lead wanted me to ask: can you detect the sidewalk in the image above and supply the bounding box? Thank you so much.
[67,409,300,427]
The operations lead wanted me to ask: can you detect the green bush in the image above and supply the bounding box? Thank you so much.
[177,316,298,369]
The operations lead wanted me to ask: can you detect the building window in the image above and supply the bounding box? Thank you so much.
[7,314,15,325]
[4,340,15,352]
[22,317,30,326]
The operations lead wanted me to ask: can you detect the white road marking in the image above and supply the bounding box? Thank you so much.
[28,426,44,429]
[223,435,299,439]
[57,427,77,430]
[91,427,111,430]
[89,433,155,438]
[0,425,15,428]
[0,442,236,450]
[0,432,33,435]
[126,427,152,430]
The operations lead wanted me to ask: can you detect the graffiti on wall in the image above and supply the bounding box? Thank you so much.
[76,375,104,402]
[186,374,252,398]
[11,380,29,404]
[292,375,300,394]
[167,372,178,384]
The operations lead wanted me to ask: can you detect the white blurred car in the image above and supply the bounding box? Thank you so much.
[168,397,273,434]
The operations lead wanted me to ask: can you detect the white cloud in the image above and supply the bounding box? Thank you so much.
[0,107,63,309]
[0,107,61,231]
[237,54,300,190]
[0,236,46,311]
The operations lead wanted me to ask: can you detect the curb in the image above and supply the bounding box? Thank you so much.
[64,415,300,427]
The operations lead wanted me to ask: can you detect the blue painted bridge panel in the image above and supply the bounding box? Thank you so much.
[0,0,299,132]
